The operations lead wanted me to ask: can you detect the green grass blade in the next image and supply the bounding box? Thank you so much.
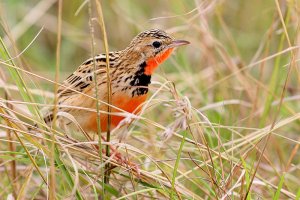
[241,157,251,200]
[273,173,285,200]
[170,130,188,199]
[260,8,291,126]
[0,36,42,122]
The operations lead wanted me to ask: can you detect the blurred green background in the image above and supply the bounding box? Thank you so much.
[1,0,277,74]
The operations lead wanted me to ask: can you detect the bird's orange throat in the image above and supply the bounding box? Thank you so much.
[144,48,174,75]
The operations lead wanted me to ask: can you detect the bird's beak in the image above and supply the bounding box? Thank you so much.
[168,40,190,48]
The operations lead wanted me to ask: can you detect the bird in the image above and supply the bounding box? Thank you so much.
[42,29,189,133]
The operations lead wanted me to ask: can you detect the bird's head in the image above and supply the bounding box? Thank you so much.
[125,29,190,75]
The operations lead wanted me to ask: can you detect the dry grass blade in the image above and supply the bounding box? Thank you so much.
[93,0,113,186]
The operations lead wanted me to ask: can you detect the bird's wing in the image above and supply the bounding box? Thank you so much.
[43,53,120,124]
[57,54,108,98]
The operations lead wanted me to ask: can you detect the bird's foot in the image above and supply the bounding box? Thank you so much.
[100,136,140,178]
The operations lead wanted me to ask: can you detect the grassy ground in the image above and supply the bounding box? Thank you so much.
[0,0,300,199]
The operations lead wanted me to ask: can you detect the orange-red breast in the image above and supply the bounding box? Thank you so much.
[43,29,189,132]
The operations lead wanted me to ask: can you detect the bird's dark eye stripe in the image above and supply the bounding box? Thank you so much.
[152,41,161,48]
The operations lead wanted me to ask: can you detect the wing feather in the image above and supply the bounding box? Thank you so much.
[43,52,120,125]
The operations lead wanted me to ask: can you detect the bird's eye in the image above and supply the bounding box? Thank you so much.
[152,41,161,48]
